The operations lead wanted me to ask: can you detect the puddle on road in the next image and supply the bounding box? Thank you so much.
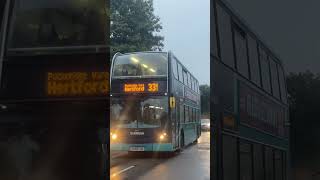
[111,165,136,179]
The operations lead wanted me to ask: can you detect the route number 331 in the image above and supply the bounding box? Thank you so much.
[148,83,159,92]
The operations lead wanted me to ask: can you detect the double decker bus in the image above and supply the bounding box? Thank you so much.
[110,51,201,152]
[212,0,290,180]
[0,0,109,179]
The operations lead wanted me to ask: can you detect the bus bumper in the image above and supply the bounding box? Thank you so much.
[110,143,173,152]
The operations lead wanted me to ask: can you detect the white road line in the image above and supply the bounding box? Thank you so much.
[111,165,136,177]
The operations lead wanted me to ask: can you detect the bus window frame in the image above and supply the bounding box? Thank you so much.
[183,69,187,85]
[171,55,178,80]
[0,0,11,83]
[177,62,183,82]
[187,72,191,88]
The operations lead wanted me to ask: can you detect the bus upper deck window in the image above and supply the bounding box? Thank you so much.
[7,0,106,49]
[112,52,168,77]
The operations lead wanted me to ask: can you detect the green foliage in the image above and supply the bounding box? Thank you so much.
[287,71,320,163]
[200,84,210,116]
[110,0,164,57]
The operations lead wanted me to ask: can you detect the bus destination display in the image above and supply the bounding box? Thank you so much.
[47,72,109,96]
[124,83,159,93]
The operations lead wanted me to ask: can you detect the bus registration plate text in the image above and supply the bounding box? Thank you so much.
[129,147,145,151]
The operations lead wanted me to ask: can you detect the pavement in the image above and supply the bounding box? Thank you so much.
[110,131,210,180]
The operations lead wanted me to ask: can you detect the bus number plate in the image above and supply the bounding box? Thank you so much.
[129,147,145,151]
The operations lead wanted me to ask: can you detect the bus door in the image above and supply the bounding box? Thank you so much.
[174,98,180,148]
[170,96,179,149]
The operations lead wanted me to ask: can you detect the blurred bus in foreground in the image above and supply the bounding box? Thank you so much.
[0,0,109,179]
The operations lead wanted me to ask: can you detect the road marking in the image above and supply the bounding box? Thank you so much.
[111,165,136,177]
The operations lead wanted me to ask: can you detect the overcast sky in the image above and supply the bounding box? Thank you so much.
[225,0,320,74]
[153,0,210,85]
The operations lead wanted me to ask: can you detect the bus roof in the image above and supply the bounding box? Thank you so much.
[115,51,168,56]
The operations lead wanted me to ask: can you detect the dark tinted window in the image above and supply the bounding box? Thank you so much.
[190,75,193,89]
[192,79,195,91]
[282,152,287,180]
[8,0,106,48]
[213,60,234,112]
[223,135,238,180]
[270,59,280,99]
[195,110,198,122]
[183,70,188,85]
[259,47,271,93]
[191,77,194,90]
[180,104,184,123]
[265,147,274,180]
[187,73,191,88]
[196,81,199,93]
[278,66,287,103]
[240,141,253,180]
[0,1,6,52]
[211,2,219,57]
[192,108,194,122]
[171,56,178,79]
[0,1,5,24]
[178,63,183,82]
[274,150,283,180]
[193,78,195,91]
[185,106,189,122]
[234,25,249,78]
[248,36,261,86]
[217,4,234,68]
[253,144,264,180]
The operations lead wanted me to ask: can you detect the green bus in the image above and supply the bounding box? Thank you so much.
[110,51,201,152]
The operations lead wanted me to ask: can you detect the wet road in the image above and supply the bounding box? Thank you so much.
[110,131,210,180]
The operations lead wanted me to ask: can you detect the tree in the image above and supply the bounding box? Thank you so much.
[287,71,320,176]
[200,84,210,117]
[110,0,164,57]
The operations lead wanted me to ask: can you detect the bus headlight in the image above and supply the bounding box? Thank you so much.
[160,135,164,140]
[111,133,117,140]
[159,132,167,141]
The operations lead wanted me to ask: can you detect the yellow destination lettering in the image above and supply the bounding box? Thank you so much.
[99,81,109,94]
[91,72,109,81]
[46,72,109,96]
[124,84,145,92]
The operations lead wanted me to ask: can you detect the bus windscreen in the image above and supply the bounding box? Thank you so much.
[7,0,106,49]
[111,96,168,128]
